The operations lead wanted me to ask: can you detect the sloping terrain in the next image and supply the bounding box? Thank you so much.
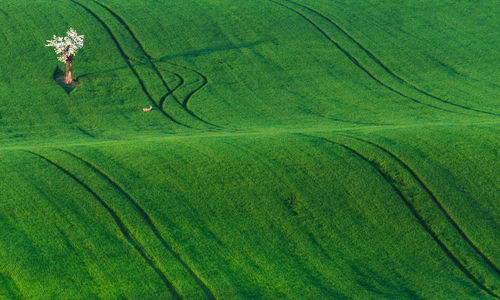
[0,0,498,298]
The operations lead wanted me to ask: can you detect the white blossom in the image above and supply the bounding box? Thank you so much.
[46,28,84,63]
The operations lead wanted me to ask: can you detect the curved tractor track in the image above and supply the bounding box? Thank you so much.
[341,134,500,279]
[92,0,218,128]
[58,149,215,300]
[26,151,181,299]
[71,0,193,128]
[284,0,499,117]
[271,0,498,117]
[296,134,500,299]
[161,61,218,127]
[157,70,184,108]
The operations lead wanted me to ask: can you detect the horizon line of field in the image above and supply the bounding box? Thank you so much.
[0,119,499,151]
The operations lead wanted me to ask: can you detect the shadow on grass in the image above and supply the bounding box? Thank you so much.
[75,39,273,80]
[53,66,80,94]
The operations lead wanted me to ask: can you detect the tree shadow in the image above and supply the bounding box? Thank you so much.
[53,66,79,94]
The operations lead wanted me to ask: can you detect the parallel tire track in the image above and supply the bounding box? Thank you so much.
[284,0,499,117]
[163,61,220,127]
[178,67,208,109]
[93,0,218,127]
[71,0,189,128]
[269,0,462,115]
[342,134,500,277]
[92,1,174,94]
[58,149,215,299]
[26,151,180,299]
[166,64,218,127]
[297,134,500,299]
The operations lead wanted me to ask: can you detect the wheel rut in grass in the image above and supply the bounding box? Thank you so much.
[58,149,215,300]
[0,269,23,300]
[26,150,180,299]
[283,0,499,117]
[92,0,218,128]
[157,70,184,108]
[269,0,470,116]
[71,0,189,128]
[76,127,96,138]
[162,61,218,127]
[296,134,500,299]
[341,134,500,279]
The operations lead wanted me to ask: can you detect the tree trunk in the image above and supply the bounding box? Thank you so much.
[65,56,73,85]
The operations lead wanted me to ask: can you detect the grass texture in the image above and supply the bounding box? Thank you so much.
[0,0,499,298]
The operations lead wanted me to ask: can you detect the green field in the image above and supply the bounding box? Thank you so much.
[1,0,499,298]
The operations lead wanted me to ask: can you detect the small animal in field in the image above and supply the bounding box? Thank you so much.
[143,105,153,112]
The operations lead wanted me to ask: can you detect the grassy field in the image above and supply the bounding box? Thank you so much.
[0,0,499,298]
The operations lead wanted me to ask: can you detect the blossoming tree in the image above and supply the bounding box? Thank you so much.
[46,28,84,84]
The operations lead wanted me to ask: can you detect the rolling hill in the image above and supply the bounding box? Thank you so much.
[0,0,499,298]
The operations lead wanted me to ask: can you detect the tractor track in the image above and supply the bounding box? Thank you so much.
[76,63,185,108]
[71,0,189,128]
[341,134,500,277]
[26,150,180,299]
[92,0,218,128]
[269,0,467,116]
[0,8,9,17]
[91,0,176,94]
[158,71,184,108]
[154,63,217,127]
[296,134,500,299]
[58,149,215,300]
[162,61,220,127]
[284,0,499,117]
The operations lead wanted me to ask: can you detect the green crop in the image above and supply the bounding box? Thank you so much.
[0,0,498,298]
